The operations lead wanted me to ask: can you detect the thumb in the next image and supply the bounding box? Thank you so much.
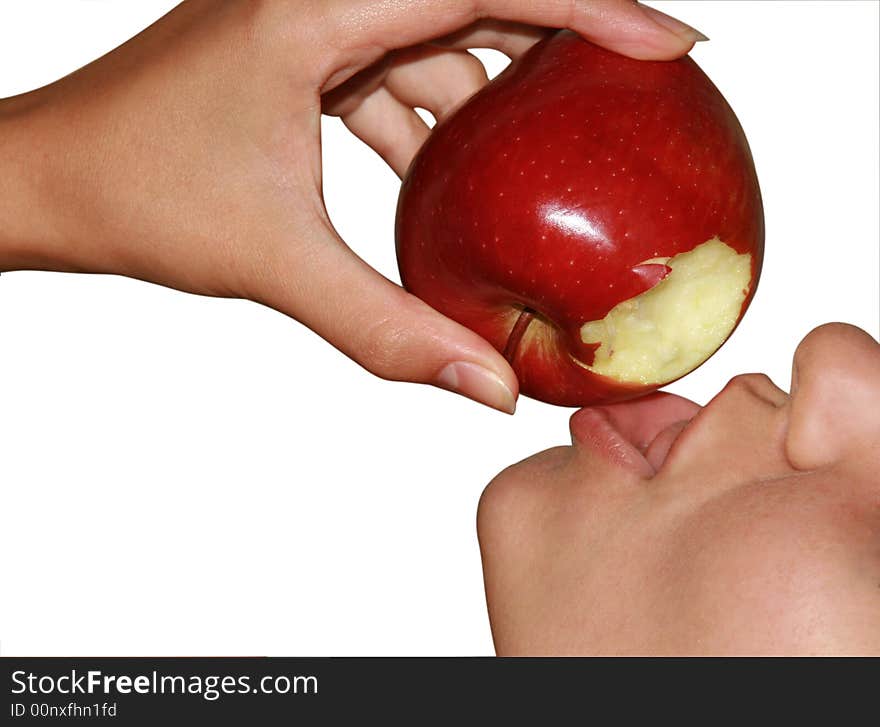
[257,223,519,414]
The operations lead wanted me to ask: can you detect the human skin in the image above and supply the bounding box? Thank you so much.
[478,323,880,655]
[0,0,703,414]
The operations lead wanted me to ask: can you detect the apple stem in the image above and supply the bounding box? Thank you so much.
[503,308,536,364]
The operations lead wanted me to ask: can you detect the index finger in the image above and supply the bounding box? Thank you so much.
[326,0,702,63]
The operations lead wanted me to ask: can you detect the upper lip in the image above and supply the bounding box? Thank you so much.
[569,392,701,476]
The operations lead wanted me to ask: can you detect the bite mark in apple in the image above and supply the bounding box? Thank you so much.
[578,238,752,385]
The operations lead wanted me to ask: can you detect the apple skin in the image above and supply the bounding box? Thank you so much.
[396,31,763,406]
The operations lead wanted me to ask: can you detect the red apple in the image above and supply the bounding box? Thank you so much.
[395,31,764,406]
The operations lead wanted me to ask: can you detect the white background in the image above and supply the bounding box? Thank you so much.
[0,1,877,656]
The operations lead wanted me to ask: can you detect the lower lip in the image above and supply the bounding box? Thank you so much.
[569,408,655,477]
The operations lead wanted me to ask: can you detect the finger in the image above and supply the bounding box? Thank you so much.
[257,218,519,413]
[431,19,552,58]
[384,48,489,122]
[323,0,702,74]
[322,58,389,117]
[339,86,431,177]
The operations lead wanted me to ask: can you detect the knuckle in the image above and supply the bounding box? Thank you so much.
[364,130,397,162]
[566,0,580,30]
[251,0,314,50]
[432,54,488,117]
[357,315,418,381]
[460,52,490,89]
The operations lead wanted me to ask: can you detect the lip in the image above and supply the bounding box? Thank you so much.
[569,392,702,476]
[569,407,656,476]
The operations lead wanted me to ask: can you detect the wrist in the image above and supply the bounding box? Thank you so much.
[0,91,82,273]
[1,94,53,271]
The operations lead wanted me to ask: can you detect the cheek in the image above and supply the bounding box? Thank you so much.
[786,394,835,470]
[659,405,791,488]
[654,482,867,652]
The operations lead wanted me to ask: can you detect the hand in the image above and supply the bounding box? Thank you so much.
[0,0,703,412]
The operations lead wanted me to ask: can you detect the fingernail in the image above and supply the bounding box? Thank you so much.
[435,362,517,414]
[639,3,709,43]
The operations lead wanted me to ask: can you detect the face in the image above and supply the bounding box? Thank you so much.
[478,323,880,655]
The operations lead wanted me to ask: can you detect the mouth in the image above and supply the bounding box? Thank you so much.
[569,392,701,476]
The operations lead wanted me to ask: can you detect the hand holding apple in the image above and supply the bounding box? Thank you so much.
[396,31,763,406]
[0,0,705,413]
